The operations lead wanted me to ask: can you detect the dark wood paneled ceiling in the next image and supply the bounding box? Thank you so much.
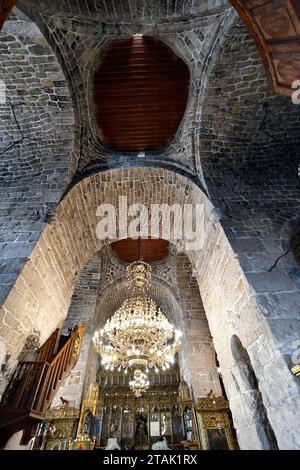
[93,36,190,152]
[111,238,169,263]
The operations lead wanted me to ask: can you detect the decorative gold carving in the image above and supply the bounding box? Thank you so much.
[178,381,191,401]
[202,412,225,429]
[76,383,99,440]
[72,322,87,366]
[196,394,229,411]
[291,364,300,377]
[195,394,235,450]
[181,440,199,450]
[45,403,80,420]
[86,382,99,401]
[44,403,79,450]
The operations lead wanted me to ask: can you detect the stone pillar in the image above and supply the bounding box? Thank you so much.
[176,253,222,399]
[52,255,101,409]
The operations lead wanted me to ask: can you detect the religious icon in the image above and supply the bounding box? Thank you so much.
[82,409,93,436]
[135,413,148,446]
[207,428,229,450]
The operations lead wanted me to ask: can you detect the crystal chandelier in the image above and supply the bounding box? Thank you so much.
[93,258,182,396]
[129,370,150,398]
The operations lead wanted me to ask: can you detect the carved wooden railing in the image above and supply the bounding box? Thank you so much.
[35,329,60,363]
[1,323,86,416]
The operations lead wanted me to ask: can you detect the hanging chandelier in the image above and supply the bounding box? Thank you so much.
[93,259,182,397]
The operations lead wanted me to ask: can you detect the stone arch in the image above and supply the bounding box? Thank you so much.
[94,277,182,329]
[0,7,76,305]
[93,275,196,392]
[230,335,278,450]
[0,166,299,449]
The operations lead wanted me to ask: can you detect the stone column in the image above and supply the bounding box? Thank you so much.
[51,255,102,409]
[176,253,222,399]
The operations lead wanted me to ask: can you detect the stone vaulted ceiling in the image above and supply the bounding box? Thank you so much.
[15,0,229,21]
[1,1,299,217]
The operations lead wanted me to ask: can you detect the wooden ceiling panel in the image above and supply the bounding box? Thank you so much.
[0,0,15,29]
[230,0,300,96]
[111,238,169,263]
[93,36,190,151]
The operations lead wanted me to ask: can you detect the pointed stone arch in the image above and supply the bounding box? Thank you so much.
[0,166,299,448]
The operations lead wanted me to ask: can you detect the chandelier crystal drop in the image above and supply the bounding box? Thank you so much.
[93,260,182,396]
[129,370,150,398]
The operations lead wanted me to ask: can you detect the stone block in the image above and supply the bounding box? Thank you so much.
[246,272,296,293]
[230,238,264,254]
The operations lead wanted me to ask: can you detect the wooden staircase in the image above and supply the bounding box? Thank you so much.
[0,322,86,447]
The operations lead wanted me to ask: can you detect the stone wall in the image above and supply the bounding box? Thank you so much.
[197,21,300,449]
[291,230,300,266]
[176,252,221,399]
[51,254,101,409]
[0,9,75,307]
[18,0,228,21]
[100,245,178,293]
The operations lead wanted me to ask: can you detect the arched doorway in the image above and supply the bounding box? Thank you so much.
[1,166,298,448]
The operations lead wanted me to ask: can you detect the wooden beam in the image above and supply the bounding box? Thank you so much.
[230,0,300,96]
[0,0,15,30]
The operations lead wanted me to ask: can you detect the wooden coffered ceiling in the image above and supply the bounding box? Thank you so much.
[230,0,300,96]
[93,36,190,152]
[111,238,169,263]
